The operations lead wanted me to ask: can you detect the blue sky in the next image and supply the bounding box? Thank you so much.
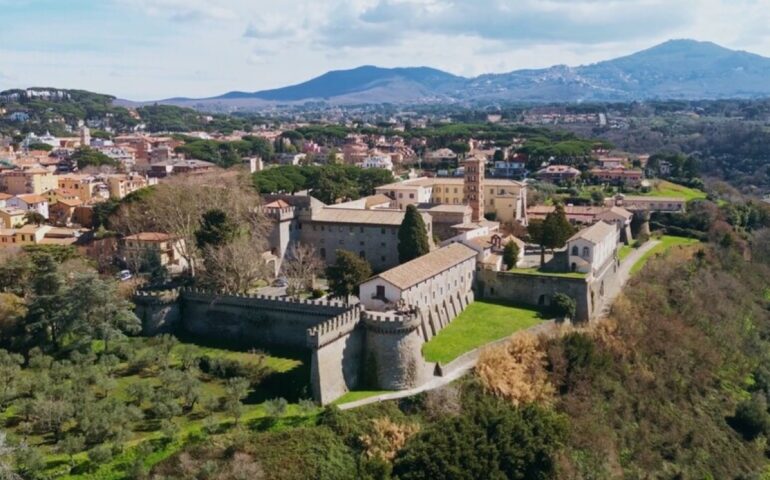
[2,0,770,100]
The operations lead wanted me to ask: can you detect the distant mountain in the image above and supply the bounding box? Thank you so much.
[150,40,770,108]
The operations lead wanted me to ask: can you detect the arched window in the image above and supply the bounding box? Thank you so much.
[571,246,579,256]
[582,246,590,258]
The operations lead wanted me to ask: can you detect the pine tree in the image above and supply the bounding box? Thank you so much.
[195,209,239,250]
[398,205,430,263]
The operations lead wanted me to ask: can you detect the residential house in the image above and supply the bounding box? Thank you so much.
[0,208,27,229]
[7,194,49,219]
[1,168,58,195]
[590,167,643,186]
[49,198,83,226]
[536,165,581,184]
[121,232,189,273]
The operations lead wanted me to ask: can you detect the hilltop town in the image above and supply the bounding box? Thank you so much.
[2,90,770,478]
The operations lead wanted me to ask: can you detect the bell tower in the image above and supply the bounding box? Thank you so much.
[464,155,485,223]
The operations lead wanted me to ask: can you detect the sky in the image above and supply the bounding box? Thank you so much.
[2,0,770,100]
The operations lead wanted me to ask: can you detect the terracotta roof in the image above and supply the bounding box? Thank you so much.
[375,243,477,290]
[310,208,411,226]
[124,232,173,242]
[16,194,47,204]
[264,199,290,209]
[0,193,12,200]
[568,221,616,245]
[363,194,392,208]
[55,198,82,207]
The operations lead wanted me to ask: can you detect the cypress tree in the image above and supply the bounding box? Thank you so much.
[398,205,430,263]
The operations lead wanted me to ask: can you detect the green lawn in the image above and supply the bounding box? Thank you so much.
[642,180,707,201]
[630,235,700,275]
[333,390,388,405]
[507,266,586,279]
[422,300,543,364]
[618,244,633,261]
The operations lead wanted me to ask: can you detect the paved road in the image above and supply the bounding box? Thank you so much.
[338,241,660,410]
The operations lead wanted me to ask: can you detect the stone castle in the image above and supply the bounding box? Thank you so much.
[134,284,474,404]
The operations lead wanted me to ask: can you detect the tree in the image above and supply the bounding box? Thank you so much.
[503,240,519,270]
[199,236,271,293]
[527,219,547,267]
[24,253,70,349]
[66,272,141,352]
[530,204,575,267]
[70,146,118,169]
[551,293,576,321]
[393,399,566,480]
[224,377,250,426]
[398,205,430,263]
[281,243,323,299]
[23,212,46,226]
[326,250,372,298]
[195,209,240,250]
[58,434,85,467]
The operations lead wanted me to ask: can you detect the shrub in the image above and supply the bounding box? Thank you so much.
[551,292,576,321]
[310,288,326,299]
[475,333,555,406]
[729,395,770,440]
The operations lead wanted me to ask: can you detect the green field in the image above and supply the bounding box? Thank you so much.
[630,235,700,275]
[422,300,544,364]
[642,180,707,201]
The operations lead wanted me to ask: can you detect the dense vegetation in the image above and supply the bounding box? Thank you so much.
[174,135,274,168]
[252,164,394,204]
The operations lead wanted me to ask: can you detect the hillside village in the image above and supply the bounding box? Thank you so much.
[0,95,700,408]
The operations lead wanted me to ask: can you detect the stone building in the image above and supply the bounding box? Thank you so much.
[464,155,485,223]
[566,221,618,275]
[374,175,527,225]
[121,232,189,274]
[360,242,476,312]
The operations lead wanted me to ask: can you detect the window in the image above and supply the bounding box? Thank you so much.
[571,246,578,256]
[399,193,403,198]
[582,246,590,258]
[409,193,414,199]
[320,248,326,258]
[381,228,386,234]
[359,251,365,259]
[381,255,386,262]
[376,285,385,298]
[360,227,364,233]
[359,240,364,246]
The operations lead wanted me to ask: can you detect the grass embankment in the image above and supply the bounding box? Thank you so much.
[507,267,586,279]
[333,390,388,405]
[423,300,543,364]
[642,180,707,201]
[630,235,700,275]
[618,244,634,261]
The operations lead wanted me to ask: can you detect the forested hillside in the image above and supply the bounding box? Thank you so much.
[141,230,770,479]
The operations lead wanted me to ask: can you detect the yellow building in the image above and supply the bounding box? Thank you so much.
[1,168,58,195]
[0,208,27,229]
[57,175,99,203]
[376,177,528,225]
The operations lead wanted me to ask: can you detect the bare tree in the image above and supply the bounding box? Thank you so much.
[281,243,323,298]
[112,173,269,279]
[199,237,271,293]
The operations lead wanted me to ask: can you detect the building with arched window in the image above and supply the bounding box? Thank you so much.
[566,221,618,275]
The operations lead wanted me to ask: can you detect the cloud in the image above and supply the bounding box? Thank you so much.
[115,0,237,21]
[318,0,694,48]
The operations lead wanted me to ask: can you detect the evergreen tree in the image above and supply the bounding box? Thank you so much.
[326,250,373,298]
[503,240,520,270]
[24,253,69,349]
[195,209,239,250]
[398,205,430,263]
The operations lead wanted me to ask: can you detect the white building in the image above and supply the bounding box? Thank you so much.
[566,221,618,275]
[7,194,49,219]
[360,243,477,312]
[361,154,393,172]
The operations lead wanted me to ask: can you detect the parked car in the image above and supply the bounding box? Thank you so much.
[117,270,133,282]
[272,277,288,287]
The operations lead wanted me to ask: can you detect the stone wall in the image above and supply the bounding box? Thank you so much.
[133,285,477,404]
[476,257,618,322]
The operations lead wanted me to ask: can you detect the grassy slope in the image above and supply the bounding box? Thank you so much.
[642,180,707,201]
[630,235,700,275]
[422,300,543,364]
[507,267,587,279]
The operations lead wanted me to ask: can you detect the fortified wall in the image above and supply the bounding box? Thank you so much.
[476,257,619,322]
[133,288,474,404]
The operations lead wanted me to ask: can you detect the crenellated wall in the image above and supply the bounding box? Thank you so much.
[133,286,476,404]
